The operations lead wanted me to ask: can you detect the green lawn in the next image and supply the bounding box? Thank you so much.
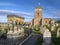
[32,30,41,34]
[35,36,43,45]
[52,37,60,45]
[35,36,60,45]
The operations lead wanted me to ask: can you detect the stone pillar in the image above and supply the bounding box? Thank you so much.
[12,22,14,32]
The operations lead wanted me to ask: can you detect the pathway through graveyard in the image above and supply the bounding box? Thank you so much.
[22,34,40,45]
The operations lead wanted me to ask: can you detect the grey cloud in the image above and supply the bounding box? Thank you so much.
[0,10,33,17]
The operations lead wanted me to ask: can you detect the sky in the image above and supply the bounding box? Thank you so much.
[0,0,60,22]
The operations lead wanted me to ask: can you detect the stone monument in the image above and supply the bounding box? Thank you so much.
[42,29,51,45]
[57,28,60,37]
[56,23,59,27]
[7,23,24,39]
[51,24,55,31]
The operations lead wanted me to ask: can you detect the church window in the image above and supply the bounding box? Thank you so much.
[37,12,39,16]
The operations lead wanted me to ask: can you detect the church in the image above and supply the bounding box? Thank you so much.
[29,6,54,26]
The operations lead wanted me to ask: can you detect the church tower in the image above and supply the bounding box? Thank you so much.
[34,6,42,26]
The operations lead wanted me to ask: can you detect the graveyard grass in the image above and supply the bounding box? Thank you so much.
[52,31,60,45]
[32,30,41,34]
[0,26,8,38]
[52,37,60,45]
[35,37,60,45]
[35,33,60,45]
[35,24,60,45]
[35,36,43,45]
[52,23,60,45]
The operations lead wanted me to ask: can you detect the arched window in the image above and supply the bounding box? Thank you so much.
[49,20,51,24]
[46,21,47,23]
[15,22,17,25]
[15,20,18,25]
[10,19,13,23]
[40,19,42,25]
[19,22,20,25]
[37,12,39,16]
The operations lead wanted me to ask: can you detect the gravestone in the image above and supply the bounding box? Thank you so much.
[56,23,59,27]
[14,26,17,31]
[40,26,44,34]
[42,29,51,45]
[51,24,55,31]
[7,26,24,39]
[40,26,46,34]
[57,28,60,37]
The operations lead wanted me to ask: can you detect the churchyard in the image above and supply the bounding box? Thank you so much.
[34,22,60,45]
[0,23,32,45]
[0,19,60,45]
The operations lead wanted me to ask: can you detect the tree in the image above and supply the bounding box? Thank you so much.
[56,20,60,23]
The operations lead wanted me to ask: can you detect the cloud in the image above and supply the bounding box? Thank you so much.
[52,11,60,18]
[0,10,34,22]
[0,2,17,6]
[0,10,33,16]
[43,6,60,18]
[0,15,7,23]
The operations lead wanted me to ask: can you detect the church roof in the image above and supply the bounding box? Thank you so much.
[44,18,51,19]
[7,15,24,19]
[44,18,52,20]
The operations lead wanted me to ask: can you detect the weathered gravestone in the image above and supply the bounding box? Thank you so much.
[42,29,51,45]
[51,24,55,31]
[55,23,59,27]
[57,28,60,37]
[40,26,44,34]
[40,26,46,34]
[7,25,24,39]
